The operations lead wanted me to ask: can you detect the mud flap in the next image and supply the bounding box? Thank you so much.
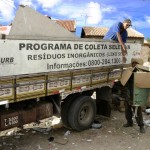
[96,100,111,117]
[96,86,112,117]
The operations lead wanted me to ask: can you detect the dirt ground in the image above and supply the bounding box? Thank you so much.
[1,109,150,150]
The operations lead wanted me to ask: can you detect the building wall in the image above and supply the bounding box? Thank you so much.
[141,45,150,62]
[81,35,144,45]
[127,38,144,45]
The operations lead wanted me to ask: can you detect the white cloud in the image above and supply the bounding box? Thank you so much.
[101,5,116,13]
[52,2,103,26]
[37,0,62,9]
[19,0,33,6]
[132,19,150,29]
[18,0,37,10]
[55,5,75,16]
[145,16,150,24]
[0,0,15,24]
[100,19,116,27]
[86,2,102,25]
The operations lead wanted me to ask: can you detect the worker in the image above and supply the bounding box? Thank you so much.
[103,19,132,62]
[122,58,145,133]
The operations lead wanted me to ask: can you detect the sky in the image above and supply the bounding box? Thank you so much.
[0,0,150,38]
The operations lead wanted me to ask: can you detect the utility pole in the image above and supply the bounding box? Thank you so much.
[81,14,92,26]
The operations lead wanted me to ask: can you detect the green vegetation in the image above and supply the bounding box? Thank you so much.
[146,38,150,43]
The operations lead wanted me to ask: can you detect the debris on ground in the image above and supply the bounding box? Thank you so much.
[64,130,71,136]
[144,120,150,126]
[91,120,102,129]
[145,108,150,114]
[54,137,68,145]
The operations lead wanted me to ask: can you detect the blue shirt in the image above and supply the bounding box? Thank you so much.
[103,22,128,43]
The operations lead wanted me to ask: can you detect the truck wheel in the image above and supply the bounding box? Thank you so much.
[68,96,96,131]
[61,94,80,128]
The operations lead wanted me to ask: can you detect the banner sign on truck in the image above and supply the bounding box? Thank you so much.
[0,40,141,76]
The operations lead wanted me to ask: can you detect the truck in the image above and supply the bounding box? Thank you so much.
[0,6,141,131]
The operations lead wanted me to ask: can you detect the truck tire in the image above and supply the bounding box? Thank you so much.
[61,94,80,128]
[68,96,96,131]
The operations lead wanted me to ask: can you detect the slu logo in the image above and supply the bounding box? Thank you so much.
[0,57,14,65]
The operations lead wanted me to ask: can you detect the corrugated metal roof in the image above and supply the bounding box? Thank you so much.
[82,27,144,38]
[55,20,76,32]
[127,28,144,38]
[144,39,150,45]
[82,27,108,36]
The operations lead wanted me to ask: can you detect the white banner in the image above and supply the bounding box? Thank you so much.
[0,40,141,76]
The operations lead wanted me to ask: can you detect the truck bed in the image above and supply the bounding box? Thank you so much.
[0,66,124,103]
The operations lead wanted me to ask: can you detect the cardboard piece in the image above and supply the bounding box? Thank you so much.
[134,72,150,88]
[120,68,134,86]
[120,67,150,106]
[133,72,150,106]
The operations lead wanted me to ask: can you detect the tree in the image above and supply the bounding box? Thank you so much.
[146,38,150,43]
